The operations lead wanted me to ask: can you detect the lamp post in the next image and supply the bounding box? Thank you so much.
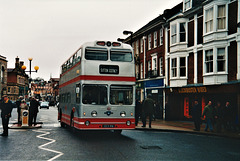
[123,30,133,46]
[21,58,39,97]
[117,38,124,42]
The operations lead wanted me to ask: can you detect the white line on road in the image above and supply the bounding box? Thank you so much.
[33,129,64,161]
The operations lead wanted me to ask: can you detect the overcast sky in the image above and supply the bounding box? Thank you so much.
[0,0,181,80]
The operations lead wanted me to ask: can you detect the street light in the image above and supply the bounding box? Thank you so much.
[21,57,39,79]
[21,58,39,97]
[117,38,124,42]
[123,30,133,46]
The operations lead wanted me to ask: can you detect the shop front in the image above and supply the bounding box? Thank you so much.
[165,83,240,122]
[136,78,164,119]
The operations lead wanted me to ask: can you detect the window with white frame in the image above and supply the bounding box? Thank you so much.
[160,28,163,45]
[180,23,186,42]
[205,7,213,33]
[171,24,177,44]
[148,34,151,50]
[171,58,177,77]
[217,48,225,72]
[180,57,186,77]
[154,31,157,48]
[152,57,157,71]
[159,57,163,76]
[140,39,143,53]
[184,0,191,11]
[136,40,139,55]
[217,5,226,30]
[136,64,139,78]
[140,63,143,79]
[205,49,213,73]
[148,60,151,72]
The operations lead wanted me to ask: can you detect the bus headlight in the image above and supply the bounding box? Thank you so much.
[91,111,97,117]
[126,121,131,126]
[85,120,90,126]
[120,111,126,117]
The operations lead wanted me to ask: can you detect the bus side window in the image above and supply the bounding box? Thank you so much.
[76,84,80,103]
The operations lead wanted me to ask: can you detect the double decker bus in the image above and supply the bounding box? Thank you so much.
[58,41,135,133]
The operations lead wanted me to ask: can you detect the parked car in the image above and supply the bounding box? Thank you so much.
[40,101,49,109]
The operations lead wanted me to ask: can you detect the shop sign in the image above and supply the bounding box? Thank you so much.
[178,87,207,93]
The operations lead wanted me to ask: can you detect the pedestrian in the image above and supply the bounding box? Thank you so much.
[142,94,155,128]
[202,100,214,132]
[0,95,14,136]
[192,100,202,131]
[29,97,40,126]
[19,99,28,123]
[214,102,224,133]
[16,96,23,124]
[223,101,234,131]
[135,99,141,126]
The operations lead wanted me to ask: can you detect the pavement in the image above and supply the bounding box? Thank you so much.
[135,119,240,139]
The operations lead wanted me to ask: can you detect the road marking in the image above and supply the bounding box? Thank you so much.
[33,129,64,161]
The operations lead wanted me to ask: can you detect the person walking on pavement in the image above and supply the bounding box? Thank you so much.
[16,96,23,124]
[0,95,14,136]
[142,94,155,128]
[202,100,214,132]
[29,97,40,126]
[224,101,234,131]
[214,102,224,133]
[192,100,202,131]
[135,99,142,126]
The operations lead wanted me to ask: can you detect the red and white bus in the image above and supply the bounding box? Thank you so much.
[58,41,135,133]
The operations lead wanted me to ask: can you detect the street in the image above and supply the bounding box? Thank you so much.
[0,107,240,161]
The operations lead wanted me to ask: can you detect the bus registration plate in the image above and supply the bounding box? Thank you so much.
[102,125,115,128]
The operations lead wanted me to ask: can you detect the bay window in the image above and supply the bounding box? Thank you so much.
[205,49,213,73]
[217,48,225,72]
[171,24,177,44]
[180,23,186,42]
[180,57,186,77]
[171,58,177,77]
[205,7,213,33]
[217,5,226,30]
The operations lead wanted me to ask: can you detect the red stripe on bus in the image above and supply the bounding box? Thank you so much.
[60,113,135,129]
[59,75,136,88]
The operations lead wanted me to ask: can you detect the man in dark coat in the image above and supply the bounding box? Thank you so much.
[0,95,13,136]
[29,97,40,126]
[16,96,23,124]
[192,100,202,131]
[142,94,155,128]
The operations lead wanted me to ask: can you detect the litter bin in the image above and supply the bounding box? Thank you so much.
[22,110,29,126]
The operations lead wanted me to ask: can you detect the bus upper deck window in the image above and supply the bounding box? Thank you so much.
[110,49,132,62]
[85,47,108,61]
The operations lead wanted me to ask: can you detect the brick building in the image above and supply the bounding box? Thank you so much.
[7,57,29,101]
[0,55,8,98]
[124,0,240,121]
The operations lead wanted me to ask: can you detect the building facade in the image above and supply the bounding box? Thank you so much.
[7,57,29,101]
[0,55,8,98]
[124,0,240,121]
